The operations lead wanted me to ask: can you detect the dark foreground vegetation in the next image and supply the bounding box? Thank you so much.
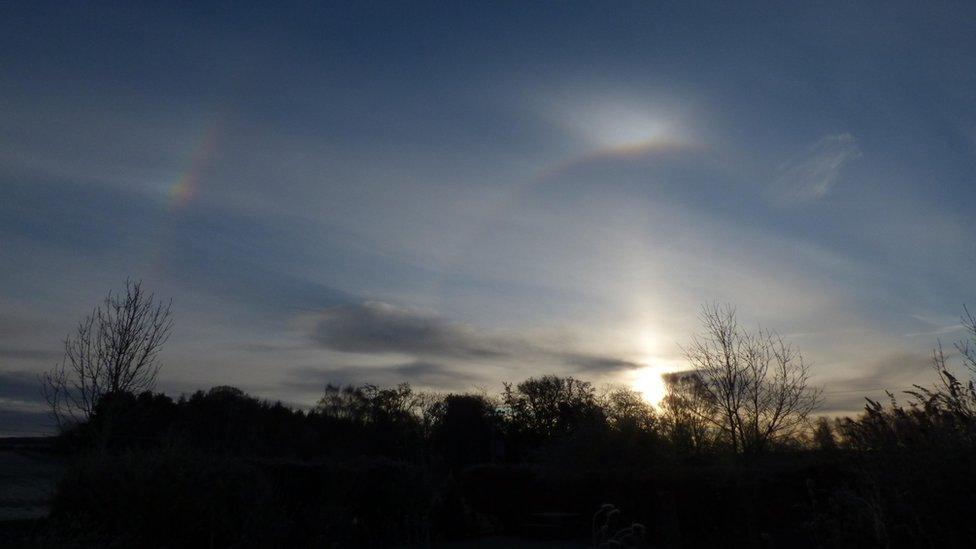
[6,283,976,547]
[9,364,975,548]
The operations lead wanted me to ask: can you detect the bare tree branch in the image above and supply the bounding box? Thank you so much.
[681,303,822,454]
[42,280,173,429]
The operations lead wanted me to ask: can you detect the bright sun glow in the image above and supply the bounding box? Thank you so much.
[629,330,667,407]
[628,326,682,408]
[632,366,668,408]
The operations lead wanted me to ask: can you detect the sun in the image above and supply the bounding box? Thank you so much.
[631,366,668,408]
[625,327,670,407]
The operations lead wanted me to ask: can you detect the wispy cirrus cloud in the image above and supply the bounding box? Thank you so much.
[777,133,861,203]
[818,351,932,413]
[903,313,966,339]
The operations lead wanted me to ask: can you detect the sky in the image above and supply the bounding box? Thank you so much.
[2,1,976,434]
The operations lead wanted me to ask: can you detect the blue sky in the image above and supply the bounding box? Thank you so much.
[3,2,976,433]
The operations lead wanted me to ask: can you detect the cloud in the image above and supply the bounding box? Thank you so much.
[560,354,643,375]
[0,370,52,435]
[0,409,55,436]
[307,302,643,383]
[0,370,46,403]
[0,314,58,339]
[287,361,486,392]
[311,302,508,359]
[0,348,60,361]
[904,313,966,338]
[777,133,861,202]
[819,351,932,414]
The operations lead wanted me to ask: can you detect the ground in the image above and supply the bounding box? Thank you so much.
[0,439,63,522]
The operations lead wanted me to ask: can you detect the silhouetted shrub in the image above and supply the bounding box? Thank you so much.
[836,394,976,546]
[831,330,976,548]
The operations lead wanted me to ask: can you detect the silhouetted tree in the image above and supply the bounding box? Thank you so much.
[316,383,371,423]
[501,375,604,454]
[683,304,821,454]
[433,393,500,467]
[811,416,837,451]
[364,383,416,426]
[315,382,418,425]
[74,390,178,451]
[42,280,173,429]
[660,371,715,453]
[312,382,428,458]
[411,390,445,440]
[957,305,976,374]
[600,386,655,433]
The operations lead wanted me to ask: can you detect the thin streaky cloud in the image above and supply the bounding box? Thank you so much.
[776,133,861,203]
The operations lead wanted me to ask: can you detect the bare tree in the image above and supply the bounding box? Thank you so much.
[660,370,715,453]
[682,303,821,454]
[42,280,173,428]
[955,305,976,377]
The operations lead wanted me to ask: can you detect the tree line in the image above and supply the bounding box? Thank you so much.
[25,281,976,547]
[41,284,824,460]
